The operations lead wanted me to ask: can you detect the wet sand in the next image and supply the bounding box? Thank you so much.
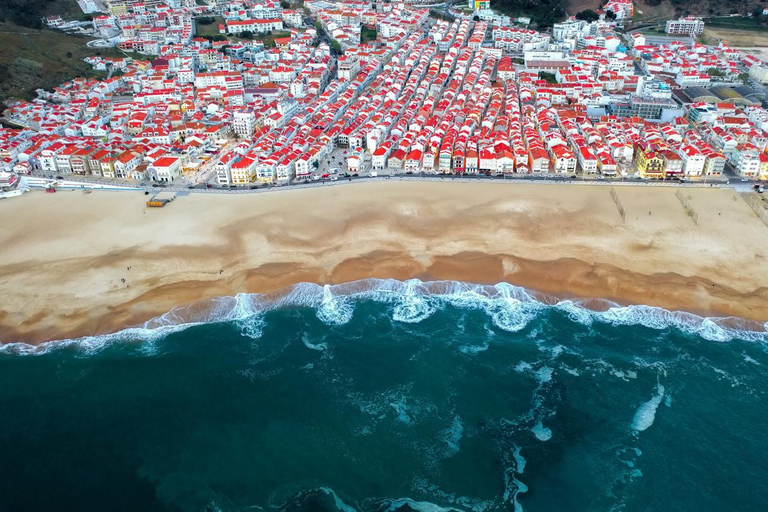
[0,181,767,344]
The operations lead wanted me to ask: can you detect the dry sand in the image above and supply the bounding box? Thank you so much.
[703,28,768,48]
[1,181,767,344]
[738,47,768,61]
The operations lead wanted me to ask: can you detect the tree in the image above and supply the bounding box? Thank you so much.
[280,0,290,7]
[330,39,343,54]
[490,0,565,28]
[707,67,725,77]
[539,72,557,84]
[240,30,254,39]
[575,9,600,22]
[361,25,377,43]
[604,10,616,20]
[738,72,750,82]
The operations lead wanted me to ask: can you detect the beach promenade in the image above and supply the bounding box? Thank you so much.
[0,180,767,344]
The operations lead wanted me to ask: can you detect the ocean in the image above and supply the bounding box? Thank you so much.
[1,279,767,512]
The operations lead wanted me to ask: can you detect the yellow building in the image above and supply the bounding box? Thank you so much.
[634,148,665,178]
[759,153,768,180]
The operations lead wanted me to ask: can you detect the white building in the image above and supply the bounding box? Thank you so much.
[748,65,768,85]
[679,145,705,177]
[232,110,257,137]
[665,17,704,36]
[151,156,182,182]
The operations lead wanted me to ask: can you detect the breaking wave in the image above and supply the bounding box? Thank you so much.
[2,278,767,355]
[632,383,666,433]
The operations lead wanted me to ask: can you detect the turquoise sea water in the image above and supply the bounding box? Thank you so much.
[1,280,767,512]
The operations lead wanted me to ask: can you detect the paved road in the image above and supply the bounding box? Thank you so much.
[26,171,739,196]
[641,34,695,47]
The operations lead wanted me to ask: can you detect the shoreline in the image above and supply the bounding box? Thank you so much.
[2,274,766,351]
[1,181,767,345]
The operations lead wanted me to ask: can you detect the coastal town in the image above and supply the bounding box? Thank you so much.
[1,0,768,199]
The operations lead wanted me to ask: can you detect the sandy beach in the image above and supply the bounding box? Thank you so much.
[0,181,767,344]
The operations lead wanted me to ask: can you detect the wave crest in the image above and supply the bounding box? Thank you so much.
[2,278,766,355]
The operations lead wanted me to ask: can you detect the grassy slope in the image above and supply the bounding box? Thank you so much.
[194,16,225,38]
[563,0,764,21]
[0,22,126,103]
[0,0,136,103]
[256,30,292,48]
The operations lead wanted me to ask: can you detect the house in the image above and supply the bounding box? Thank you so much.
[577,146,598,174]
[634,148,665,178]
[465,147,478,174]
[679,145,705,177]
[701,148,725,176]
[759,153,768,180]
[115,150,141,179]
[529,147,549,174]
[372,145,390,171]
[404,149,421,173]
[661,150,683,178]
[231,156,257,184]
[387,149,405,172]
[100,155,117,178]
[731,145,761,178]
[348,153,361,174]
[596,150,617,176]
[150,156,182,182]
[551,145,576,174]
[422,150,436,173]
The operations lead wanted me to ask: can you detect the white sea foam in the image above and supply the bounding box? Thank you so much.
[742,352,760,365]
[514,361,533,373]
[389,396,413,425]
[442,415,464,457]
[458,341,490,355]
[531,421,552,441]
[301,333,328,351]
[535,366,553,384]
[318,487,356,512]
[555,300,594,326]
[237,314,265,340]
[561,364,581,377]
[391,279,440,323]
[379,498,463,512]
[315,285,355,325]
[632,383,665,433]
[503,445,528,512]
[3,278,766,355]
